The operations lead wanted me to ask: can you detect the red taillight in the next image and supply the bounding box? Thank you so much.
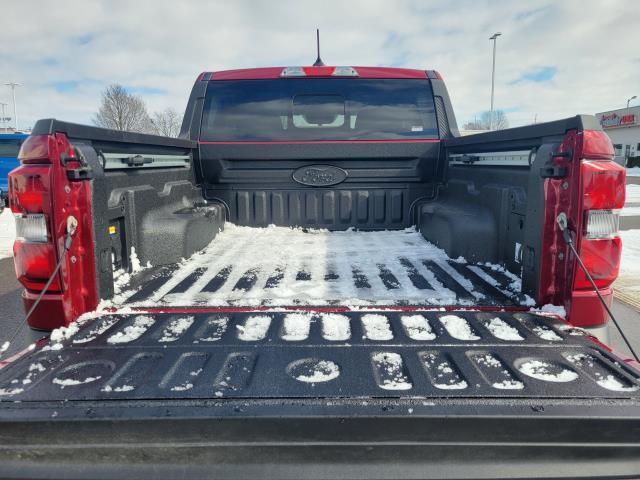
[9,165,50,214]
[13,242,61,291]
[17,134,55,164]
[8,131,98,329]
[573,158,625,290]
[581,159,625,211]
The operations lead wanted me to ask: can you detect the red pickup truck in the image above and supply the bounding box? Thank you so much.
[1,65,638,479]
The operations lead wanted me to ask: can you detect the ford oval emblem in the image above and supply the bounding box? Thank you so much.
[292,165,348,187]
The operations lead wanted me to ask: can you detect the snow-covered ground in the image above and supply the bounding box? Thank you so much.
[627,167,640,178]
[620,230,640,277]
[621,184,640,217]
[0,210,16,259]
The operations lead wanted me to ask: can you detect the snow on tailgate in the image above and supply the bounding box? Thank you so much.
[1,311,639,401]
[109,225,533,308]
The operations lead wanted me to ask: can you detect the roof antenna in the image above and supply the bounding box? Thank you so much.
[313,28,325,66]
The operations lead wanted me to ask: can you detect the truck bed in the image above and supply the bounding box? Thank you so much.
[116,225,531,308]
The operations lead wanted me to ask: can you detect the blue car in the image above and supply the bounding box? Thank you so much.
[0,133,27,211]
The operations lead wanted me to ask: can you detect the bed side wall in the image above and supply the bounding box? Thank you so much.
[417,165,530,274]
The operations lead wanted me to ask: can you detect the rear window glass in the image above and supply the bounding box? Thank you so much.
[0,139,23,157]
[200,79,438,141]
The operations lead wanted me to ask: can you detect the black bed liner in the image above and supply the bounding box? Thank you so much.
[1,310,639,402]
[0,310,640,479]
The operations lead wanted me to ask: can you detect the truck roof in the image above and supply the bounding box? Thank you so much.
[199,66,440,81]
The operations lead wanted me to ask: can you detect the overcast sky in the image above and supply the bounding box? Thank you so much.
[1,0,638,131]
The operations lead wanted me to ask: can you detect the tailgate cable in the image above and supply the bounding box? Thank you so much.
[557,213,640,362]
[0,216,78,359]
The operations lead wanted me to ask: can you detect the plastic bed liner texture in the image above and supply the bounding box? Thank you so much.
[115,225,531,308]
[1,310,639,402]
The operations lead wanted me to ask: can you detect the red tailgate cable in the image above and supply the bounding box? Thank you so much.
[557,213,639,362]
[0,216,78,360]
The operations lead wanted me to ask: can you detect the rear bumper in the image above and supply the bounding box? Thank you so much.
[0,400,639,479]
[569,287,613,328]
[21,290,66,330]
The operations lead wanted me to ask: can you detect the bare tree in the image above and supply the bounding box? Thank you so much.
[463,110,509,130]
[150,108,183,137]
[93,84,152,133]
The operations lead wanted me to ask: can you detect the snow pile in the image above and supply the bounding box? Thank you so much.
[439,314,480,341]
[431,362,468,390]
[565,353,638,392]
[530,304,566,317]
[0,386,23,396]
[484,317,523,341]
[372,352,412,390]
[171,382,194,392]
[73,317,120,344]
[130,247,150,272]
[53,376,101,387]
[518,360,578,382]
[282,313,312,341]
[41,321,84,351]
[236,315,271,341]
[401,314,436,340]
[0,210,16,260]
[197,317,229,342]
[532,326,562,341]
[595,374,638,392]
[159,316,194,342]
[119,224,528,308]
[321,313,351,341]
[492,379,525,390]
[361,314,393,340]
[107,315,155,344]
[102,385,135,392]
[291,359,340,383]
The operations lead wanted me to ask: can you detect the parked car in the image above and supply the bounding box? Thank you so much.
[1,66,638,478]
[0,133,27,211]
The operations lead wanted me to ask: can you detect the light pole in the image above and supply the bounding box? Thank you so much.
[4,82,22,131]
[489,32,502,130]
[627,95,637,114]
[0,102,7,133]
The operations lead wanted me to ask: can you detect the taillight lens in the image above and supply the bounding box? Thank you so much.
[17,135,54,164]
[584,210,620,239]
[574,158,625,290]
[14,214,49,243]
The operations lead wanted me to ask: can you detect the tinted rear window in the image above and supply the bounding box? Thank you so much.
[200,79,438,141]
[0,139,23,157]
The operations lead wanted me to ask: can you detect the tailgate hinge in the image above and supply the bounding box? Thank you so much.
[540,165,567,178]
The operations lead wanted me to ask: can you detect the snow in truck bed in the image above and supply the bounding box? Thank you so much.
[109,225,534,308]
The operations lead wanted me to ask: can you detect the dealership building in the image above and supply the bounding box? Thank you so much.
[595,105,640,166]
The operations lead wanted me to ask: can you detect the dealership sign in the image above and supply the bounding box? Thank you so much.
[599,112,637,129]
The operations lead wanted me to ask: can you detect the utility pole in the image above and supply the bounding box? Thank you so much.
[4,82,22,131]
[0,102,7,133]
[627,95,637,114]
[489,32,502,130]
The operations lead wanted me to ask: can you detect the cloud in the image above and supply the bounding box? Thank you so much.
[0,0,638,129]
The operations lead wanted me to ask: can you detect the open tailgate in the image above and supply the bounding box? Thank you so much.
[0,309,639,479]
